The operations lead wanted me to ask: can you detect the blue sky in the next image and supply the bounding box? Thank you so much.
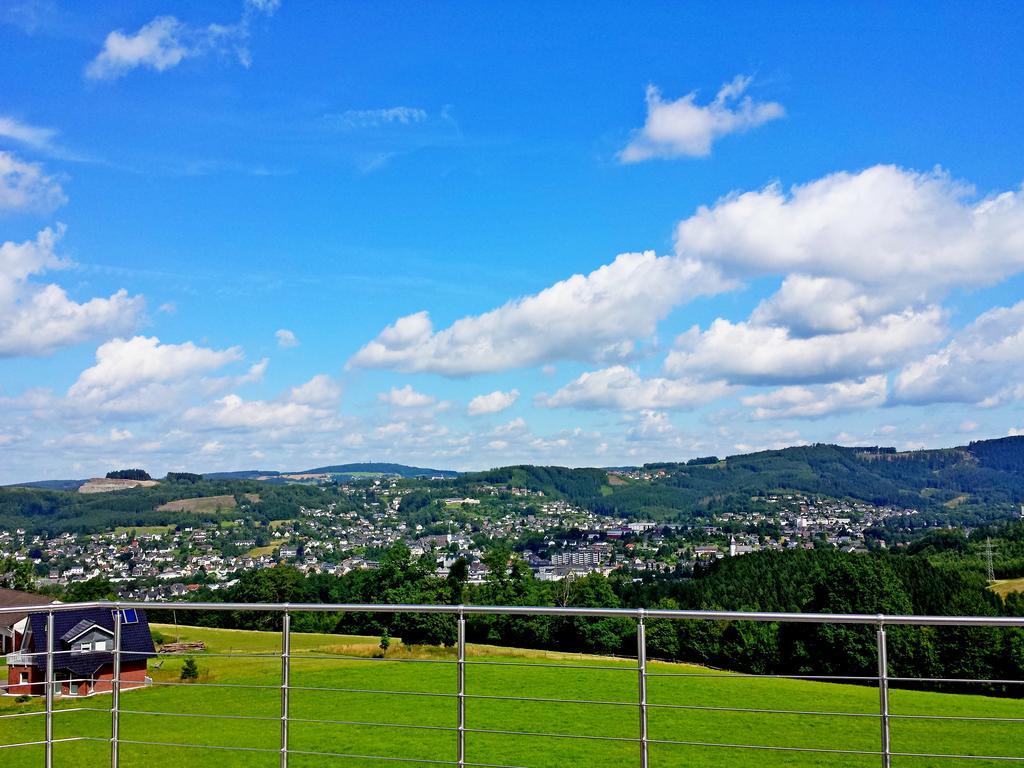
[2,0,1024,482]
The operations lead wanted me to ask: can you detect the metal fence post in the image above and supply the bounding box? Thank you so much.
[637,611,649,768]
[111,606,122,768]
[457,608,466,768]
[877,624,891,768]
[280,611,291,768]
[45,609,54,768]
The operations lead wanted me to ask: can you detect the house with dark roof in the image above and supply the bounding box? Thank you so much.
[5,606,155,697]
[0,588,57,656]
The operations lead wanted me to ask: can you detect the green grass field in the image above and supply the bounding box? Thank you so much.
[244,539,286,557]
[112,525,176,536]
[3,623,1023,767]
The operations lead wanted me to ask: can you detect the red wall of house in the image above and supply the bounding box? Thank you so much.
[6,665,41,696]
[90,662,148,693]
[6,661,148,696]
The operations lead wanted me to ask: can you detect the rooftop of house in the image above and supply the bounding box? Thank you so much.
[0,587,57,631]
[24,607,156,676]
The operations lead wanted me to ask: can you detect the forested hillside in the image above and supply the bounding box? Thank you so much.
[450,438,1024,524]
[4,436,1024,533]
[652,441,1024,523]
[0,479,342,534]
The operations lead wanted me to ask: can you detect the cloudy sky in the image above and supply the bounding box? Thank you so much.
[2,1,1024,482]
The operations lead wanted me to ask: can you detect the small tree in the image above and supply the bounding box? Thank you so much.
[379,629,391,656]
[0,557,34,591]
[180,657,199,681]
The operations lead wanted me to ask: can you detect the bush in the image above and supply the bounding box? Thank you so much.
[180,656,199,681]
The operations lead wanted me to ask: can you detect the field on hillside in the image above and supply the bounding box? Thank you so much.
[156,495,237,513]
[3,624,1024,767]
[112,524,175,536]
[244,539,286,557]
[990,577,1024,598]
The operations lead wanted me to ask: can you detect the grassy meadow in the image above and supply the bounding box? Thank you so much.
[991,577,1024,599]
[3,623,1023,767]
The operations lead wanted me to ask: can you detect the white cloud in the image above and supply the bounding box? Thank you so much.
[0,116,58,152]
[245,0,281,13]
[541,366,733,411]
[730,430,808,454]
[0,227,143,357]
[468,389,519,415]
[276,328,299,348]
[893,301,1024,406]
[0,151,66,213]
[69,335,243,409]
[656,166,1024,390]
[624,410,677,441]
[619,75,784,162]
[329,107,429,129]
[749,275,908,336]
[237,358,268,385]
[86,1,279,80]
[666,307,945,386]
[741,376,888,420]
[350,251,729,375]
[109,427,132,441]
[86,16,192,80]
[186,393,329,431]
[379,384,437,408]
[674,165,1024,292]
[492,416,527,434]
[288,374,341,407]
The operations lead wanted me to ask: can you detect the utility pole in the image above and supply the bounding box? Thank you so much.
[985,537,996,582]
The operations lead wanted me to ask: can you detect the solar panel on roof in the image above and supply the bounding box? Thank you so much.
[112,608,138,624]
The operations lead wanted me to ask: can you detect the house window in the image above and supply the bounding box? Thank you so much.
[75,641,93,653]
[112,609,139,625]
[94,640,107,651]
[19,672,28,685]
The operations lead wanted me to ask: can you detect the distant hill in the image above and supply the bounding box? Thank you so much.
[202,470,281,480]
[203,464,459,481]
[3,479,86,491]
[457,437,1024,526]
[300,463,459,478]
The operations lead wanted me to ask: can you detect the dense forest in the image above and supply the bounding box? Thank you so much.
[134,528,1024,697]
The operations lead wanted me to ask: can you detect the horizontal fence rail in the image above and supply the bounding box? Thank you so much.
[2,600,1024,767]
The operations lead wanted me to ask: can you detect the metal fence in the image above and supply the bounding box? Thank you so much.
[3,600,1024,767]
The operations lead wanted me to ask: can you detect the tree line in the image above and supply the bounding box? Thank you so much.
[141,541,1024,697]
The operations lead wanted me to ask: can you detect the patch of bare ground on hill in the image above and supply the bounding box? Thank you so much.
[156,494,237,513]
[78,478,159,493]
[990,577,1024,599]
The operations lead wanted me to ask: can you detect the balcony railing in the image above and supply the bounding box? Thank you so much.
[5,651,30,666]
[2,600,1024,767]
